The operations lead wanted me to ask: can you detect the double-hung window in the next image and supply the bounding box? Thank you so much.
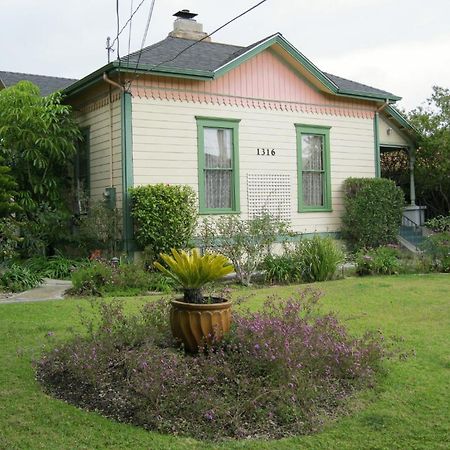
[295,124,331,212]
[196,117,240,213]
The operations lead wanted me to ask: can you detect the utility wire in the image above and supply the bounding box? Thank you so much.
[115,0,120,59]
[111,0,147,50]
[140,0,156,49]
[116,0,121,82]
[129,0,156,81]
[127,0,269,87]
[127,0,134,60]
[149,0,268,72]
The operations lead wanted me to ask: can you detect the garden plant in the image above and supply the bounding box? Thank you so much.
[36,288,384,441]
[155,248,234,351]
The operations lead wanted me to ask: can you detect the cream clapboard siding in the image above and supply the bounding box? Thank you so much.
[76,97,123,204]
[379,115,411,147]
[131,97,375,234]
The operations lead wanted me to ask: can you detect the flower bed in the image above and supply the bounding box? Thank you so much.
[36,290,384,441]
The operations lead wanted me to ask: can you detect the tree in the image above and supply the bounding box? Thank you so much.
[0,81,81,257]
[408,86,450,216]
[0,155,20,217]
[0,81,81,212]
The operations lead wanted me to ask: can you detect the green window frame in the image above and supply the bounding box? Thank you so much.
[196,116,240,214]
[295,124,332,212]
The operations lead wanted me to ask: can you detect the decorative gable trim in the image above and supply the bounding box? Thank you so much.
[213,34,401,102]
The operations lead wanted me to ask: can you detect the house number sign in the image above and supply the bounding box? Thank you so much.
[256,148,276,156]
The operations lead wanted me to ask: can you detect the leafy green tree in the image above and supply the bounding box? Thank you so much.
[0,155,22,263]
[0,155,20,217]
[408,86,450,216]
[0,81,81,212]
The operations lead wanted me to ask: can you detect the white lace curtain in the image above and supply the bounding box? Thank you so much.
[204,128,233,209]
[301,134,324,206]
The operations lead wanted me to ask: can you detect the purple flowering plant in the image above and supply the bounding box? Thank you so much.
[36,289,384,441]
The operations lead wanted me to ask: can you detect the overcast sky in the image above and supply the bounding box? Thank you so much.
[2,0,449,110]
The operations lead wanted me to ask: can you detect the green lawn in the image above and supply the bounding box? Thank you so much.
[1,274,449,449]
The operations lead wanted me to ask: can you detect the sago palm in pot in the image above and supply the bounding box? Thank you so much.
[154,248,234,352]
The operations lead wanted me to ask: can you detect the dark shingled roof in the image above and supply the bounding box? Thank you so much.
[124,36,244,73]
[122,36,396,99]
[0,71,77,96]
[323,72,396,99]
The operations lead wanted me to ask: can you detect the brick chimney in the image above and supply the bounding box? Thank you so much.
[169,10,211,42]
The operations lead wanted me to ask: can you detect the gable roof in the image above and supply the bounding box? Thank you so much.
[64,33,401,102]
[0,71,77,96]
[128,34,400,101]
[64,33,400,103]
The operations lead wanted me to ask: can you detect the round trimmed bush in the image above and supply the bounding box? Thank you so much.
[130,184,197,264]
[342,177,404,250]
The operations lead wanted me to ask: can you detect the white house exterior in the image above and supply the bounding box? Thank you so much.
[64,11,417,253]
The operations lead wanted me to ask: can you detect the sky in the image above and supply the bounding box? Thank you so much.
[2,0,449,110]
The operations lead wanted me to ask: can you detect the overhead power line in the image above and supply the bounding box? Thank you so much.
[127,0,134,58]
[116,0,121,79]
[110,0,148,49]
[127,0,269,87]
[149,0,269,72]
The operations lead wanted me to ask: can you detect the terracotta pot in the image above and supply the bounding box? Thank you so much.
[170,298,232,353]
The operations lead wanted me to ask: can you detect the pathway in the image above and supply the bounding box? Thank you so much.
[0,278,72,304]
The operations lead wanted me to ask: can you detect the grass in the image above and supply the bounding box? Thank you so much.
[0,274,449,449]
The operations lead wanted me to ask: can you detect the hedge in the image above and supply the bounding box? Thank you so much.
[129,184,197,263]
[342,177,404,249]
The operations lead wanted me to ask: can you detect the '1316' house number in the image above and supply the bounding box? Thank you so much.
[256,148,276,156]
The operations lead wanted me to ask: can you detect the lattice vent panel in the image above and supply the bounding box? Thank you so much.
[247,174,291,221]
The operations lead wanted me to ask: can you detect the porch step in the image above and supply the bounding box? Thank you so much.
[399,224,425,252]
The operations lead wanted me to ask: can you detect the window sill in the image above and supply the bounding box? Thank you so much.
[199,209,241,215]
[298,207,333,213]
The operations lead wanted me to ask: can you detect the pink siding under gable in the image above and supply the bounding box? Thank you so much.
[130,49,375,119]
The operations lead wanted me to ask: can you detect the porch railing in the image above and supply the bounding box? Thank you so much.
[399,214,425,250]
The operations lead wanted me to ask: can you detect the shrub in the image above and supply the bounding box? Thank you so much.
[0,263,43,292]
[68,261,173,297]
[69,261,113,296]
[262,236,343,284]
[0,218,21,264]
[296,235,344,282]
[130,184,197,264]
[24,254,89,280]
[262,252,303,284]
[342,178,404,250]
[200,213,291,285]
[420,232,450,272]
[107,263,173,295]
[77,201,122,257]
[425,215,450,233]
[355,246,401,276]
[36,290,384,441]
[19,205,72,258]
[397,253,434,275]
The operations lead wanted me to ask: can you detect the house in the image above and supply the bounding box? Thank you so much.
[62,10,420,253]
[0,71,76,96]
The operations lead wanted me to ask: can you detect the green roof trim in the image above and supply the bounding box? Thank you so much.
[213,34,400,102]
[62,33,402,104]
[214,34,339,93]
[385,105,420,136]
[117,61,213,80]
[62,61,213,97]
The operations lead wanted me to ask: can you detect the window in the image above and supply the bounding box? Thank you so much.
[75,127,90,214]
[196,117,240,213]
[295,124,331,212]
